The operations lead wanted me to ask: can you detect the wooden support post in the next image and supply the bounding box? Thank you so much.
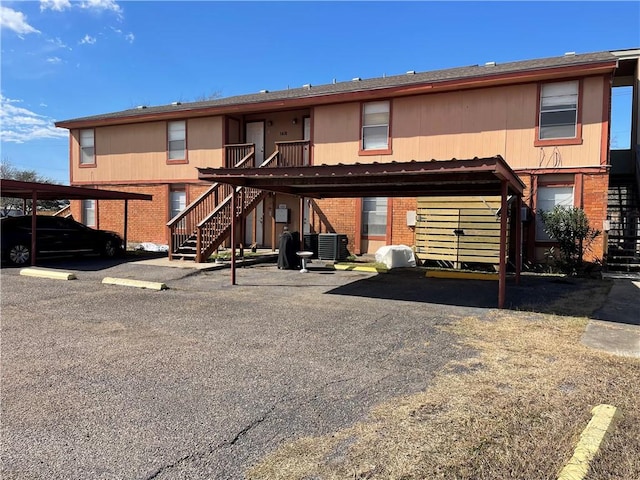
[123,199,129,257]
[271,193,276,251]
[515,195,522,285]
[231,188,237,285]
[498,180,508,309]
[31,191,37,266]
[299,196,304,251]
[240,188,246,250]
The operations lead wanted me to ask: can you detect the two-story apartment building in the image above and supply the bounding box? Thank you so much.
[55,49,640,267]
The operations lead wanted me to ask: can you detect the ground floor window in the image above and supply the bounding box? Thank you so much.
[536,186,574,241]
[361,197,387,237]
[82,199,96,227]
[170,189,186,220]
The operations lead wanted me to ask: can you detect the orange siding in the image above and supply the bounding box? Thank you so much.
[245,109,308,157]
[313,77,606,169]
[72,117,224,184]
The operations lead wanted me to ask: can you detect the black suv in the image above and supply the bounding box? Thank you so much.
[1,215,124,265]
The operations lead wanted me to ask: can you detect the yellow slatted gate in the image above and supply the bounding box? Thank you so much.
[416,196,506,269]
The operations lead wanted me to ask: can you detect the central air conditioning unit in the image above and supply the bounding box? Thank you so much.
[318,233,349,261]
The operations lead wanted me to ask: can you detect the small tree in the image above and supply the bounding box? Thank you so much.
[539,206,601,274]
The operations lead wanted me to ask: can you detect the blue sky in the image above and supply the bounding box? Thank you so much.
[1,0,639,184]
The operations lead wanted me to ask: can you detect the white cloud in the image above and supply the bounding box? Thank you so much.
[0,6,41,35]
[125,32,134,43]
[0,94,68,144]
[79,34,96,45]
[46,56,62,64]
[40,0,72,12]
[80,0,122,15]
[47,37,70,50]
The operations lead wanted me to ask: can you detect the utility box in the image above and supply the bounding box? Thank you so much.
[275,206,290,223]
[318,233,349,261]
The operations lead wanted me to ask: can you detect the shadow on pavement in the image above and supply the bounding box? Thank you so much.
[0,251,169,272]
[326,269,618,318]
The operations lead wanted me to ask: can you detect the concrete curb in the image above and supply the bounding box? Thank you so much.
[102,277,168,290]
[20,268,76,280]
[557,404,621,480]
[332,264,388,273]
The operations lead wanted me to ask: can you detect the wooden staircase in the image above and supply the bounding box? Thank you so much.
[168,140,308,262]
[606,175,640,272]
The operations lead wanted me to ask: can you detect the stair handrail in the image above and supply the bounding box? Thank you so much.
[195,149,279,231]
[167,145,256,230]
[167,182,219,228]
[191,140,309,261]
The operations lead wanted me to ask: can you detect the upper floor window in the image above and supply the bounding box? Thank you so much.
[168,121,186,161]
[538,81,579,140]
[361,101,390,152]
[80,129,95,165]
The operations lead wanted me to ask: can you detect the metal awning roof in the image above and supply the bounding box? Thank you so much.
[198,156,525,309]
[0,179,152,201]
[198,156,525,198]
[1,179,152,267]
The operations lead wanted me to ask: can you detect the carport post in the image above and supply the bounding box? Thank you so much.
[515,195,522,285]
[299,196,304,251]
[31,191,37,266]
[498,180,508,309]
[231,188,237,285]
[123,199,129,253]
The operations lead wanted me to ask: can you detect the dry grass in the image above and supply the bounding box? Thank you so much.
[247,302,640,479]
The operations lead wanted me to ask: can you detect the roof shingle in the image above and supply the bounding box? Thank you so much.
[56,50,617,127]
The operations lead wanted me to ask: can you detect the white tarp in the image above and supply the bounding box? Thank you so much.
[375,245,417,269]
[136,242,169,252]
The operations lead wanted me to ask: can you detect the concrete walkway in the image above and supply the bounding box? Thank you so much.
[582,279,640,358]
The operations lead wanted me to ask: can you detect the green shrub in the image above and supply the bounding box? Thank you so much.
[539,206,600,275]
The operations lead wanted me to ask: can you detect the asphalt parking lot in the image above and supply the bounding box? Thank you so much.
[1,256,634,479]
[1,257,480,480]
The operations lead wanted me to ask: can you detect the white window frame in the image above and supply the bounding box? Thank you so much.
[82,199,96,227]
[362,197,388,237]
[362,101,390,151]
[539,81,579,140]
[536,186,574,241]
[168,120,186,161]
[80,129,95,165]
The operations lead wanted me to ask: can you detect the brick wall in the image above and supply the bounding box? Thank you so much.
[581,172,609,262]
[391,197,417,247]
[310,198,358,253]
[310,197,417,255]
[70,183,210,246]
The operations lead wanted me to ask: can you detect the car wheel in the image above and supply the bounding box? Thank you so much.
[8,244,30,265]
[102,239,119,258]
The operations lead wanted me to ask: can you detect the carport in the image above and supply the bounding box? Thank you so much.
[198,156,526,309]
[0,179,152,265]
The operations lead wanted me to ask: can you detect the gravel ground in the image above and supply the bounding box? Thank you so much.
[1,258,481,480]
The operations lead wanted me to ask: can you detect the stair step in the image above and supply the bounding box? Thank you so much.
[172,253,197,260]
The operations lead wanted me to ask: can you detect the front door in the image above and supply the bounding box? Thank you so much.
[245,121,265,245]
[245,121,264,166]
